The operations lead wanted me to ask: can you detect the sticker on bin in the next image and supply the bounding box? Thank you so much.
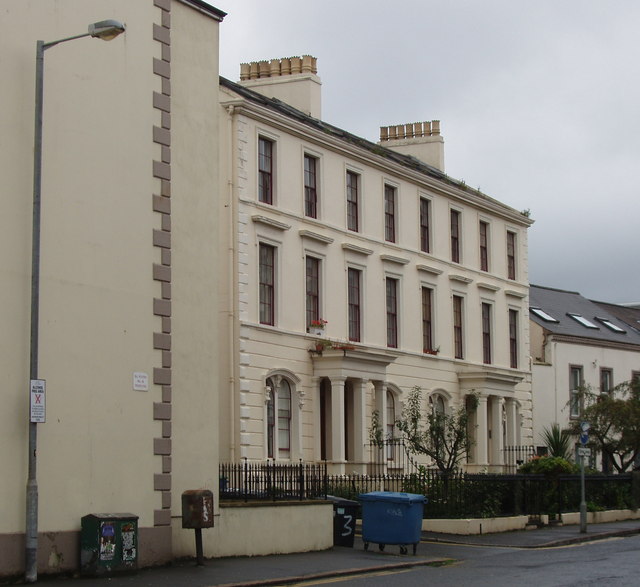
[99,522,115,561]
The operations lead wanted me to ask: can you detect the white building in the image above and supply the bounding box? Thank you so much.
[530,284,640,465]
[218,57,534,474]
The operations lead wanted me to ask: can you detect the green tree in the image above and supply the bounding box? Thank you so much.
[391,386,478,474]
[541,423,573,460]
[567,379,640,473]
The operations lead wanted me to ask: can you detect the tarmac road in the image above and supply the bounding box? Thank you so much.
[311,534,640,587]
[10,519,640,587]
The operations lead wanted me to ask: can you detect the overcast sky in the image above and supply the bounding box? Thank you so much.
[214,1,639,304]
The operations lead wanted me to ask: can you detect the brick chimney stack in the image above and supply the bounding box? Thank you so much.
[378,120,444,171]
[238,55,321,118]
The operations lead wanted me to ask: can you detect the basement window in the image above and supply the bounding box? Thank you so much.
[567,313,599,329]
[530,307,559,323]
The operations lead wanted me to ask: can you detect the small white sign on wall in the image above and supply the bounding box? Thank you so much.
[133,372,149,391]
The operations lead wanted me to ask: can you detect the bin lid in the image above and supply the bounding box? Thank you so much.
[358,491,427,504]
[81,513,139,521]
[326,495,359,506]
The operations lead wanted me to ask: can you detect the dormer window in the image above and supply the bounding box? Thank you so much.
[567,313,598,329]
[595,317,626,333]
[530,307,559,323]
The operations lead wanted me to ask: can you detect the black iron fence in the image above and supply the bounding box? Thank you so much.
[219,459,327,502]
[325,470,546,519]
[219,461,637,519]
[367,440,541,475]
[503,445,539,473]
[366,439,421,476]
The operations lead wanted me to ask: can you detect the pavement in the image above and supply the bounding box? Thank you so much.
[21,519,640,587]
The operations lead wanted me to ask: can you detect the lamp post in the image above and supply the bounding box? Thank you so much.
[26,19,126,584]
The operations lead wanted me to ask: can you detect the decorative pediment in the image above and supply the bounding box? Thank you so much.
[252,215,291,231]
[299,229,334,244]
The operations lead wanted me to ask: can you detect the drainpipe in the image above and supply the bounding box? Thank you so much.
[226,104,239,461]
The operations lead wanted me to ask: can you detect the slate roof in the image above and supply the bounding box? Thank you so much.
[219,76,531,222]
[529,285,640,347]
[591,300,640,335]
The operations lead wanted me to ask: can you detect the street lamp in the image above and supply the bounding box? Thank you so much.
[26,19,126,584]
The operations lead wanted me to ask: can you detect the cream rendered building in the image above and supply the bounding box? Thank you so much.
[530,285,640,466]
[1,0,224,577]
[219,59,534,475]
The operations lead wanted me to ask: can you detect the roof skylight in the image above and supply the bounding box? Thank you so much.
[595,317,626,333]
[567,313,599,329]
[530,307,559,322]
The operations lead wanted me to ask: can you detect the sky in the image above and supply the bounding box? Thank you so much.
[213,1,640,304]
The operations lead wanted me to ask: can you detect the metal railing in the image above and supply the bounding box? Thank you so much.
[366,438,424,476]
[219,461,636,519]
[503,445,538,473]
[219,459,327,502]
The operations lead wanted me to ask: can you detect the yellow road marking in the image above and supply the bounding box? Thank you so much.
[287,568,413,586]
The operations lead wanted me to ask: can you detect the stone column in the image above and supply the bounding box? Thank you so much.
[310,377,320,461]
[352,379,368,470]
[475,395,489,467]
[490,396,505,466]
[505,397,518,448]
[371,381,388,470]
[330,377,346,463]
[373,381,388,431]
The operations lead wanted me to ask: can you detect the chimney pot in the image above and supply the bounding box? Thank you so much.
[290,56,302,74]
[269,59,281,77]
[258,60,270,78]
[301,55,313,73]
[281,58,291,75]
[432,120,441,136]
[380,126,389,141]
[240,63,250,81]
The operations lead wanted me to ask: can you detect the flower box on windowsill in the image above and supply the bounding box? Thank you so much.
[424,348,439,356]
[308,319,328,336]
[331,344,355,351]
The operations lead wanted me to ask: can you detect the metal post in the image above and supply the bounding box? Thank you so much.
[25,39,45,585]
[580,455,587,533]
[25,24,125,582]
[194,528,204,566]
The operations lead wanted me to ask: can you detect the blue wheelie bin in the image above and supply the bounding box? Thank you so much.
[358,491,427,555]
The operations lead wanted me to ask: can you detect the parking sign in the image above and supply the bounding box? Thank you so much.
[30,379,46,423]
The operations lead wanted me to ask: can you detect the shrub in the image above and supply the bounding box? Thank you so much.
[519,456,579,476]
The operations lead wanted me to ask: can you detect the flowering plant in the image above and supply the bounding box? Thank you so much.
[309,319,328,328]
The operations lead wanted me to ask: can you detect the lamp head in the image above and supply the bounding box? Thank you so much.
[88,20,126,41]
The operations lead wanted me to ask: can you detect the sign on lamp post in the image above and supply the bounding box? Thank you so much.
[29,380,46,423]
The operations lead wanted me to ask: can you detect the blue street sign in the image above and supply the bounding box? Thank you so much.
[580,422,590,445]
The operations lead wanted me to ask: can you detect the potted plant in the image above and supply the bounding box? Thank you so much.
[311,339,332,353]
[308,318,328,336]
[424,346,440,356]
